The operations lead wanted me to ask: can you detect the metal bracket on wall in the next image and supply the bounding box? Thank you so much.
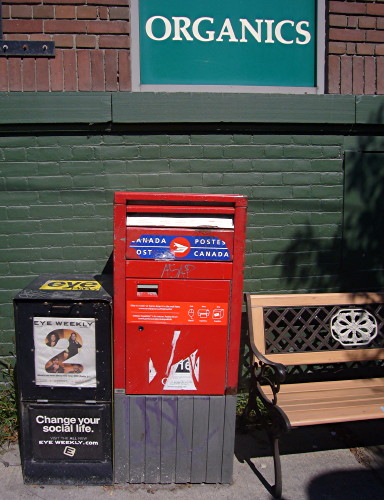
[0,0,55,57]
[0,40,55,57]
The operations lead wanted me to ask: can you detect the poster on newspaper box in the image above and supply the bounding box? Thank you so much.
[33,317,96,388]
[30,405,105,461]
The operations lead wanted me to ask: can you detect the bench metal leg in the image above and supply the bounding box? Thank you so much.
[269,433,282,499]
[241,358,290,498]
[243,404,286,497]
[238,407,284,498]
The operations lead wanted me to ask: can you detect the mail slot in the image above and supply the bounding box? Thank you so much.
[113,192,247,484]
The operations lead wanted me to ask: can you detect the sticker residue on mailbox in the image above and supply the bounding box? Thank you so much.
[162,350,199,391]
[148,330,200,391]
[127,301,228,325]
[129,235,231,261]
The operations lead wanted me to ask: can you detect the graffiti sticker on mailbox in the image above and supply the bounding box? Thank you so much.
[149,330,200,391]
[129,234,231,261]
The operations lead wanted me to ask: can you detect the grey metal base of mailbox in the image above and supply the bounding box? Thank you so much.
[114,394,236,484]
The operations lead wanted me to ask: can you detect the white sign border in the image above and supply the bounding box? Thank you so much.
[131,0,325,94]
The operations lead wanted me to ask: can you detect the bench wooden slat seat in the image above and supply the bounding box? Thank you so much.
[262,378,384,426]
[263,348,384,365]
[243,292,384,498]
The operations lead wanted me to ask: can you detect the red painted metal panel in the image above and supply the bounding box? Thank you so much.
[226,203,248,392]
[125,260,233,280]
[125,279,230,395]
[126,205,235,214]
[113,201,128,390]
[114,191,247,206]
[113,192,247,395]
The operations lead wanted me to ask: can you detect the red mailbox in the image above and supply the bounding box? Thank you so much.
[113,192,247,396]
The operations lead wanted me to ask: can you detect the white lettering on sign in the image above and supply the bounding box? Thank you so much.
[193,250,230,258]
[35,415,101,434]
[193,237,226,246]
[193,17,215,42]
[145,16,311,45]
[135,237,167,244]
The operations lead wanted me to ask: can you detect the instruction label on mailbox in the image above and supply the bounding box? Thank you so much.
[127,301,228,325]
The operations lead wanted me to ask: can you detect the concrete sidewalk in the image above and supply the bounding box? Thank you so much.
[1,420,384,500]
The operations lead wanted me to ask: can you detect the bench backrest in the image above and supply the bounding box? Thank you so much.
[246,292,384,366]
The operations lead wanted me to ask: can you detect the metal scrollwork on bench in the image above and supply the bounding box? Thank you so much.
[255,359,283,406]
[331,308,378,346]
[252,357,290,435]
[242,342,291,439]
[263,303,384,354]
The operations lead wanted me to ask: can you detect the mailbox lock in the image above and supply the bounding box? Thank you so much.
[138,326,145,331]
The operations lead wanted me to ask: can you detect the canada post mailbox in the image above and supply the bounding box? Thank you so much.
[113,192,247,396]
[113,192,247,484]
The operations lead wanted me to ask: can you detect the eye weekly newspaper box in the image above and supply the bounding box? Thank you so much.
[14,275,113,484]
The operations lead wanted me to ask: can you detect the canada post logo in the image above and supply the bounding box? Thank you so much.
[129,235,231,261]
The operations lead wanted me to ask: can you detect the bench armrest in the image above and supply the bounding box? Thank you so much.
[248,333,287,405]
[245,292,287,399]
[243,294,291,437]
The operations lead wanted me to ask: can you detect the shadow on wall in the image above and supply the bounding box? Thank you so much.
[275,105,384,293]
[102,253,114,275]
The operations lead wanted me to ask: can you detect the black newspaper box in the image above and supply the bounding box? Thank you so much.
[13,274,112,484]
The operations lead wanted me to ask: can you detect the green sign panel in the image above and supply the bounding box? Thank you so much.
[134,0,320,89]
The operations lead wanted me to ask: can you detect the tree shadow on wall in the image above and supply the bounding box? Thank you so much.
[275,106,384,294]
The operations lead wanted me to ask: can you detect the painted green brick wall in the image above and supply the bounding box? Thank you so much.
[0,131,345,372]
[1,92,384,379]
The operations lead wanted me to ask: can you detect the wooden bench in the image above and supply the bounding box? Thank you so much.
[243,292,384,498]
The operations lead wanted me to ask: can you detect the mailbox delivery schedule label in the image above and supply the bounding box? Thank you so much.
[127,301,228,325]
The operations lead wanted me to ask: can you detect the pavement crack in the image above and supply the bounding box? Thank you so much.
[0,458,20,467]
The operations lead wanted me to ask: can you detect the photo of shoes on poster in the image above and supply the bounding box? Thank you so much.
[33,317,96,388]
